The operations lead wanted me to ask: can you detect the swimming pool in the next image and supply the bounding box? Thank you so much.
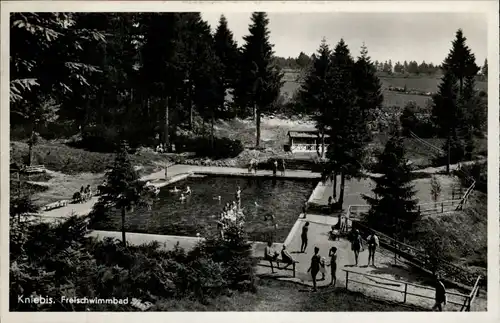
[90,175,317,242]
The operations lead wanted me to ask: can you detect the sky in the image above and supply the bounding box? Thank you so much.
[201,12,488,66]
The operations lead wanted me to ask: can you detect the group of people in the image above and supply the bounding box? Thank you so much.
[264,242,298,274]
[155,143,166,153]
[347,228,379,267]
[266,220,448,310]
[272,159,286,176]
[168,185,191,201]
[73,185,93,203]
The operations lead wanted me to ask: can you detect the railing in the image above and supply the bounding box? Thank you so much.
[461,276,481,311]
[342,269,476,311]
[455,180,476,211]
[290,144,329,152]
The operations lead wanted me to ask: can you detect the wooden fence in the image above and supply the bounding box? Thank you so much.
[342,269,481,311]
[350,220,476,285]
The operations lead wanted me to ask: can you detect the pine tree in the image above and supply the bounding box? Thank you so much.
[92,141,150,246]
[433,29,480,171]
[213,14,240,99]
[235,12,284,147]
[298,38,332,158]
[324,39,365,208]
[140,13,184,151]
[441,29,479,96]
[363,134,418,238]
[481,58,488,77]
[188,17,224,147]
[353,43,384,136]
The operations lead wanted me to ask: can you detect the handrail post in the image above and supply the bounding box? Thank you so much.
[346,271,349,290]
[441,202,444,213]
[403,283,408,303]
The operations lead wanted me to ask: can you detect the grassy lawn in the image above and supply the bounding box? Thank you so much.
[153,278,425,311]
[10,141,169,175]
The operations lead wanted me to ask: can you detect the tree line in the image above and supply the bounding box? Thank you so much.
[10,12,284,159]
[274,55,488,80]
[297,28,485,239]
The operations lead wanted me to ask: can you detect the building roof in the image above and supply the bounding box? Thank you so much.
[288,130,330,139]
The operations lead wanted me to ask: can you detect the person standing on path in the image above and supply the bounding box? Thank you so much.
[300,222,310,253]
[302,201,308,219]
[281,159,286,176]
[328,246,338,286]
[307,247,321,292]
[350,229,363,266]
[273,160,278,176]
[366,232,379,267]
[432,276,447,311]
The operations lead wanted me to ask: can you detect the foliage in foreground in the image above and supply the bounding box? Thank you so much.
[10,210,256,311]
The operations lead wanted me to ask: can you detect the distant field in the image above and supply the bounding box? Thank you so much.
[281,71,488,108]
[380,76,488,93]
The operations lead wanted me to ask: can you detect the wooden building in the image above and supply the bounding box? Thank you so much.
[287,129,329,153]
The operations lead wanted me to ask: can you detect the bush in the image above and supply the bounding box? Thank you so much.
[175,136,244,159]
[10,205,257,311]
[400,101,435,138]
[78,124,122,152]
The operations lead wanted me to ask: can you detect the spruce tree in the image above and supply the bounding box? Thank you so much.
[213,15,240,101]
[481,58,488,77]
[93,141,150,246]
[298,38,332,158]
[441,29,480,96]
[363,134,418,238]
[353,43,384,137]
[235,12,284,147]
[325,39,365,208]
[140,13,184,151]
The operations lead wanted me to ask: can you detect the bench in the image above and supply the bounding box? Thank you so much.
[256,256,298,278]
[22,165,46,174]
[42,200,69,211]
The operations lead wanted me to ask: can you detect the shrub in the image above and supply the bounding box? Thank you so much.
[400,101,435,138]
[77,124,122,152]
[175,136,244,159]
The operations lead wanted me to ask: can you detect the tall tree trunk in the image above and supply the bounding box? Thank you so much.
[253,103,257,121]
[164,96,170,152]
[338,172,346,207]
[121,206,126,246]
[333,172,337,199]
[255,106,261,147]
[27,126,35,166]
[27,143,33,167]
[320,131,325,158]
[211,114,215,150]
[446,133,451,174]
[189,94,193,130]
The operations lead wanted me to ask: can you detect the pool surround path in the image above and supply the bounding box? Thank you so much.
[37,164,485,311]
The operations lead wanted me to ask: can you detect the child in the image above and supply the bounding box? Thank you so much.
[319,256,326,280]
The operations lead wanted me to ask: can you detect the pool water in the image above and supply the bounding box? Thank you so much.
[90,175,317,242]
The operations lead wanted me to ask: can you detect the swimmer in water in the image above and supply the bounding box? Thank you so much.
[179,193,186,201]
[170,186,180,193]
[184,186,191,195]
[213,195,221,202]
[254,201,260,207]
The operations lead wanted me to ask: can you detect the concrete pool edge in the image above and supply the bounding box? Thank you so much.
[150,170,325,246]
